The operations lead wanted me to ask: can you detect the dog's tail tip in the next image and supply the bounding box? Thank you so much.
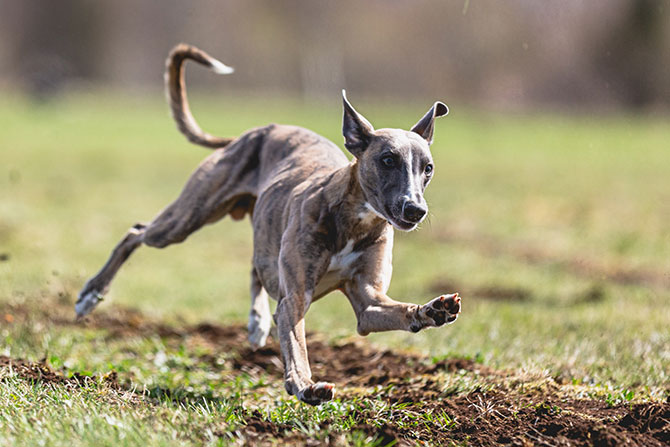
[168,43,234,75]
[209,58,234,75]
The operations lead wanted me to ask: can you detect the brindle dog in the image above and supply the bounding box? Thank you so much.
[76,44,461,405]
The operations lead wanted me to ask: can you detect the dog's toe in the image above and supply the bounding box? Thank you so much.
[444,293,461,315]
[299,382,335,405]
[420,293,461,328]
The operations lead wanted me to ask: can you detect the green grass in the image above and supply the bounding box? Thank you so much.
[0,91,669,445]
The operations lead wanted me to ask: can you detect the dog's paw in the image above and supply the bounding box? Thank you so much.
[411,293,461,332]
[247,312,272,350]
[298,382,335,406]
[75,287,105,319]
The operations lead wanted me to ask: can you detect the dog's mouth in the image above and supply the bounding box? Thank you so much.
[383,205,420,232]
[389,217,418,231]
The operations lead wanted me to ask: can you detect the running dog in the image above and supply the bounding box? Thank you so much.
[76,44,461,405]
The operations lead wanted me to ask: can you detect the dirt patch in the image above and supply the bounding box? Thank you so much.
[0,355,120,390]
[72,305,668,446]
[230,389,670,446]
[433,392,669,447]
[209,334,491,387]
[60,305,186,340]
[3,300,669,446]
[37,302,490,386]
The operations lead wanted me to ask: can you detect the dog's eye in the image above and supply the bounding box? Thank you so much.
[381,156,395,168]
[424,164,434,175]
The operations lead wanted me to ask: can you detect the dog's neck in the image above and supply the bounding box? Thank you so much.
[322,161,389,243]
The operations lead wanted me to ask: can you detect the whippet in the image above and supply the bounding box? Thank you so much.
[76,44,461,405]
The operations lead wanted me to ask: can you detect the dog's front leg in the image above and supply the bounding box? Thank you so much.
[274,237,335,405]
[275,293,335,405]
[344,279,461,336]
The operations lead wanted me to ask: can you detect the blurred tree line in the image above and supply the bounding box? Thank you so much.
[0,0,668,109]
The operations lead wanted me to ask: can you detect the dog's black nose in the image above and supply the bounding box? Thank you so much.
[402,201,427,223]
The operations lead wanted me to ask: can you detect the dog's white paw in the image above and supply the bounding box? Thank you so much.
[75,288,105,319]
[411,293,461,332]
[247,310,272,350]
[298,382,335,406]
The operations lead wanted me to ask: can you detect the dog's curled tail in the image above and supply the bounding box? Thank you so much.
[166,44,235,149]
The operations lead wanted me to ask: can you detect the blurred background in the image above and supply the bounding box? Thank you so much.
[1,0,669,110]
[0,0,668,396]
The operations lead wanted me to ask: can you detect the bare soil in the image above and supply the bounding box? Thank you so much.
[0,355,120,390]
[2,301,669,446]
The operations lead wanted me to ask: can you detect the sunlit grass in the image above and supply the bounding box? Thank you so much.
[0,91,669,444]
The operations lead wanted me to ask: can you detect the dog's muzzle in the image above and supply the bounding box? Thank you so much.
[402,200,427,223]
[384,198,427,231]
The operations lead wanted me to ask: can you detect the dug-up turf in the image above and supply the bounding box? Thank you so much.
[2,300,669,446]
[0,355,121,390]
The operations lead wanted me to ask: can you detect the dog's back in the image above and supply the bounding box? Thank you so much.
[255,124,349,192]
[163,44,350,231]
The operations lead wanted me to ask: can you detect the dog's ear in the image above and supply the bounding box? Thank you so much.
[342,90,374,157]
[410,102,449,145]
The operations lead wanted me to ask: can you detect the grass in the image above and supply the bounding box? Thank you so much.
[0,90,669,445]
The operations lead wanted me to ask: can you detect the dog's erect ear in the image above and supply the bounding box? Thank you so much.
[410,102,449,145]
[342,90,374,157]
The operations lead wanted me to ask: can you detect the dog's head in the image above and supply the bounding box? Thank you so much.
[342,91,448,231]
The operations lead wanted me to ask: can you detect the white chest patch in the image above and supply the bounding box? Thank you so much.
[327,239,361,272]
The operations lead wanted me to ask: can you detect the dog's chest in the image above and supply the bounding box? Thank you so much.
[327,240,361,272]
[313,240,361,298]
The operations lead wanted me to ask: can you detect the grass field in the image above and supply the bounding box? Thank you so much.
[1,91,669,446]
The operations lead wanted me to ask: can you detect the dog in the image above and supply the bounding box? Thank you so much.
[76,44,461,405]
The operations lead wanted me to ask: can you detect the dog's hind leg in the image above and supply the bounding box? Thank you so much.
[76,223,147,317]
[247,268,272,350]
[76,190,246,319]
[76,131,266,318]
[75,204,211,319]
[76,199,223,319]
